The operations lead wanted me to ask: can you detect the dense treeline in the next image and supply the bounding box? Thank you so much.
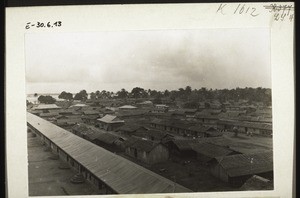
[82,86,271,105]
[35,86,271,105]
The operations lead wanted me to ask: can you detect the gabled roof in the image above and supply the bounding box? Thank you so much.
[191,143,237,159]
[137,101,153,105]
[83,129,106,141]
[70,103,88,107]
[27,113,192,194]
[127,139,161,152]
[97,114,124,124]
[170,139,199,151]
[33,104,61,110]
[123,136,141,148]
[145,129,169,140]
[119,105,138,109]
[134,129,170,141]
[95,132,124,144]
[214,152,273,177]
[155,104,168,107]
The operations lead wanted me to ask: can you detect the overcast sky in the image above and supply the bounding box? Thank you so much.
[25,29,271,94]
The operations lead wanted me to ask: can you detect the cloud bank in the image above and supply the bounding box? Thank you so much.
[25,29,270,93]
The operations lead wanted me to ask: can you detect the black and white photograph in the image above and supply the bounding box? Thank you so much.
[25,29,274,196]
[5,3,295,198]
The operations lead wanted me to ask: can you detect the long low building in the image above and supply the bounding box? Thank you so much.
[27,112,192,194]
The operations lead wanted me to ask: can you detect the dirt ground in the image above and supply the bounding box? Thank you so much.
[27,132,103,196]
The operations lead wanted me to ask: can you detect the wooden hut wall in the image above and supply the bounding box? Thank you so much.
[147,144,169,164]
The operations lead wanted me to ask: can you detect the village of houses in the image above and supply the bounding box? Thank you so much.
[26,90,274,195]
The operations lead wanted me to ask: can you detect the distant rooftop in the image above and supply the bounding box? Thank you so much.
[70,103,88,107]
[97,114,125,124]
[32,104,61,110]
[118,105,137,109]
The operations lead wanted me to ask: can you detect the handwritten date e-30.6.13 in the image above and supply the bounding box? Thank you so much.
[25,21,62,29]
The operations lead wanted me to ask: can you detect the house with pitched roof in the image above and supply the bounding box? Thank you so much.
[164,138,198,159]
[93,132,125,152]
[81,110,100,124]
[115,124,148,136]
[190,142,240,164]
[125,138,169,165]
[96,114,125,131]
[209,152,273,186]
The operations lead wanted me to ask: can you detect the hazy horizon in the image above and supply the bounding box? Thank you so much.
[25,29,271,94]
[26,86,271,95]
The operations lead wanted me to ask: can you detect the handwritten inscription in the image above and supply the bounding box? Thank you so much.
[25,21,62,30]
[216,4,259,17]
[264,4,294,22]
[216,3,294,22]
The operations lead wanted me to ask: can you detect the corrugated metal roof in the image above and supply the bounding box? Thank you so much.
[97,115,124,124]
[191,143,236,159]
[215,152,273,177]
[27,113,191,194]
[127,139,160,152]
[171,139,198,151]
[95,133,123,144]
[83,129,105,141]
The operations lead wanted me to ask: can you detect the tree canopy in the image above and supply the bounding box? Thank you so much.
[131,87,147,98]
[73,86,271,106]
[74,90,88,101]
[38,95,56,104]
[58,91,73,101]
